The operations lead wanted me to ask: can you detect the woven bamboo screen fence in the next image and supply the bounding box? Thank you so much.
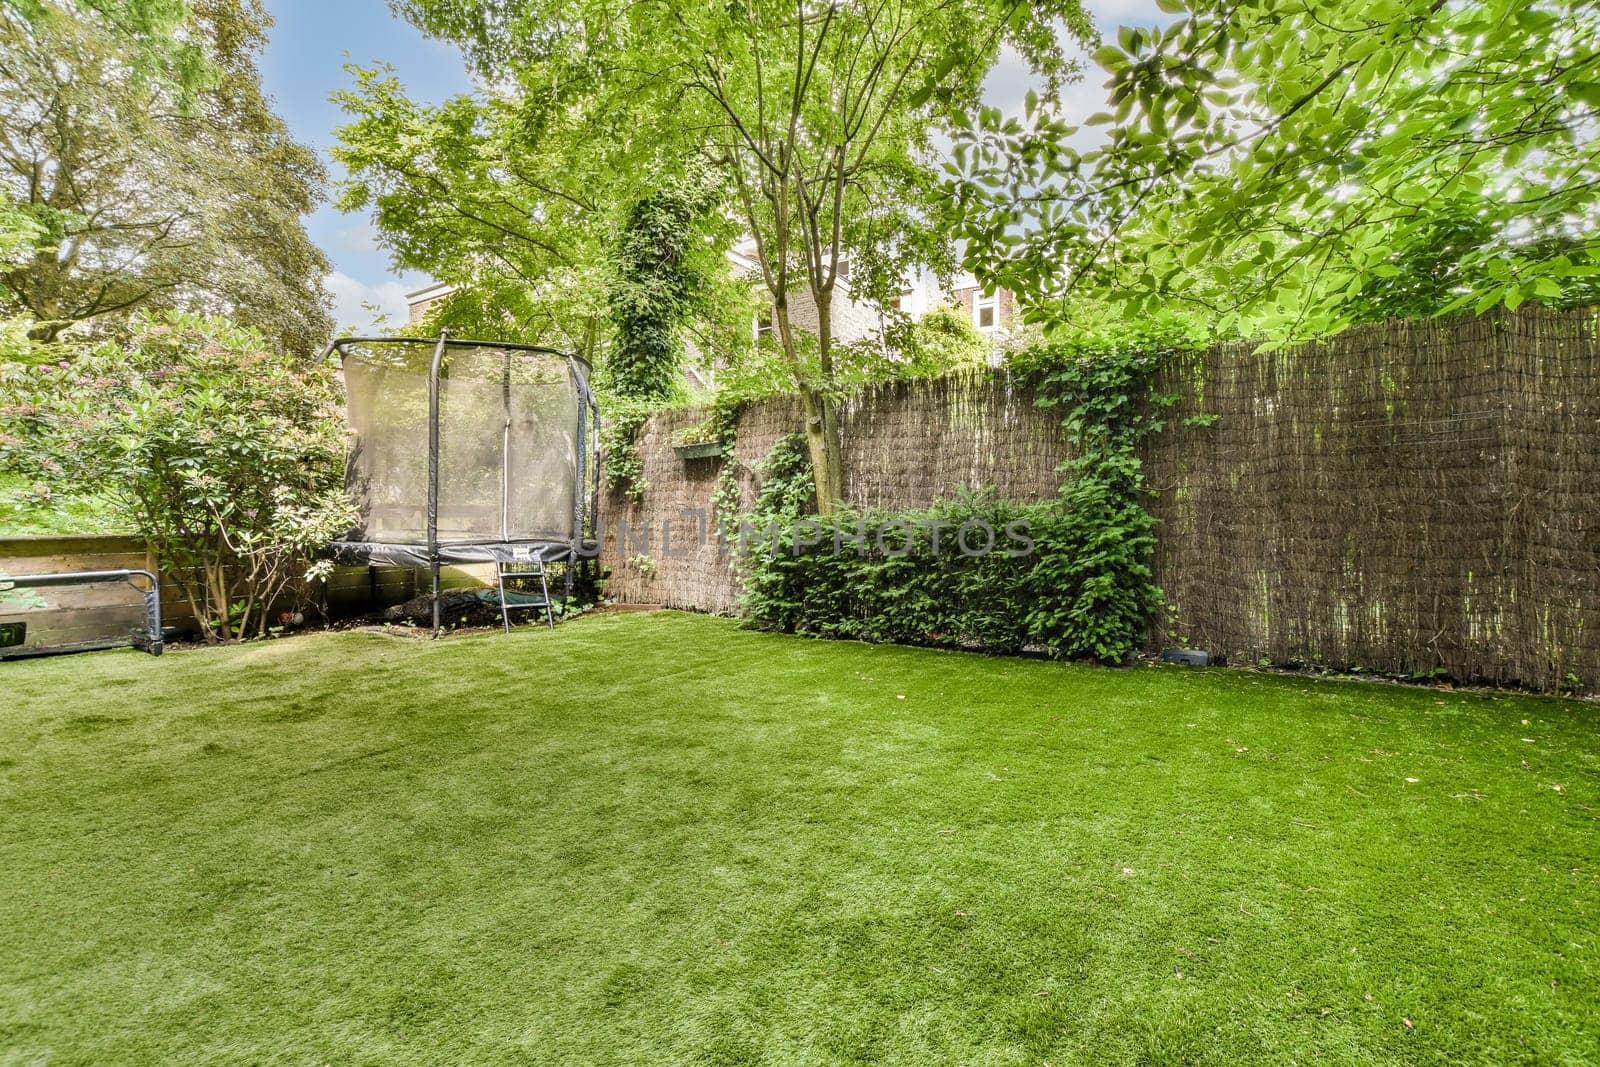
[1147,307,1599,690]
[601,307,1600,692]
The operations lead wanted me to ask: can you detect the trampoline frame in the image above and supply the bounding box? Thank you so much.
[324,331,601,635]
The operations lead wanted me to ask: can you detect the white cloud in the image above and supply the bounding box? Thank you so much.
[325,271,410,332]
[332,219,382,254]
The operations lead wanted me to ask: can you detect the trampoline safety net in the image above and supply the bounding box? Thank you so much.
[334,338,594,563]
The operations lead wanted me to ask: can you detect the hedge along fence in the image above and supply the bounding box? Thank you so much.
[739,443,1157,663]
[597,306,1600,693]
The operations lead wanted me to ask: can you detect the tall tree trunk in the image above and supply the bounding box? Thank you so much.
[809,285,844,514]
[774,292,843,515]
[799,387,843,514]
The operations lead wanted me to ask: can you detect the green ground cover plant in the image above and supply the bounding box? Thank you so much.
[2,612,1595,1064]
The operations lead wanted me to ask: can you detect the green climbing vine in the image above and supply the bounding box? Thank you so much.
[605,185,706,401]
[710,461,743,542]
[1021,332,1183,661]
[736,323,1194,664]
[599,177,719,500]
[600,396,657,504]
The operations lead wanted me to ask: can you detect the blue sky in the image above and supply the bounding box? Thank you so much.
[260,0,469,328]
[258,0,1163,331]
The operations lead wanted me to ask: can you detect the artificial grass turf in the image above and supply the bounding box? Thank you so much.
[1,612,1596,1065]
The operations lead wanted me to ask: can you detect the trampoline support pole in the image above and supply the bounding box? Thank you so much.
[427,329,448,637]
[430,565,440,635]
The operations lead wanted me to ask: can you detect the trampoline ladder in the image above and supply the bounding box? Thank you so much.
[495,559,554,634]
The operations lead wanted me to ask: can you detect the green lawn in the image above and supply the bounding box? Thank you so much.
[0,472,121,537]
[2,612,1597,1065]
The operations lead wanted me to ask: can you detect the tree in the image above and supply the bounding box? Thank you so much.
[391,0,1092,512]
[13,0,212,102]
[335,70,746,388]
[0,313,356,641]
[333,60,647,365]
[947,0,1600,341]
[899,301,989,375]
[0,0,334,353]
[668,0,1090,511]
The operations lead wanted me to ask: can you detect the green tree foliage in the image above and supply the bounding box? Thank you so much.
[0,0,333,353]
[667,0,1089,512]
[7,0,212,102]
[0,313,356,641]
[332,61,750,370]
[381,0,1091,513]
[607,183,712,401]
[894,301,989,377]
[947,0,1600,341]
[333,68,629,363]
[0,198,42,269]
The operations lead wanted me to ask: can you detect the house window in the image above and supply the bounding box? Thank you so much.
[755,308,775,341]
[973,291,999,331]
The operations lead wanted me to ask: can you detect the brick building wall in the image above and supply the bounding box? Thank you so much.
[778,284,886,345]
[405,283,454,325]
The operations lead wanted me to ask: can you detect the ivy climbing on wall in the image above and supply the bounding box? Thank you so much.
[600,180,715,501]
[736,327,1192,664]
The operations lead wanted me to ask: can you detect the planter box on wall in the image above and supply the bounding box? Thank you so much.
[673,441,728,460]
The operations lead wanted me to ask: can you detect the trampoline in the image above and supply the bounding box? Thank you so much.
[325,332,600,633]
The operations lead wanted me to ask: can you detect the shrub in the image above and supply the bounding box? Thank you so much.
[0,312,356,641]
[739,436,1160,664]
[900,301,989,375]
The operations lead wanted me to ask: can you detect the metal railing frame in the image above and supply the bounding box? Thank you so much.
[2,568,163,657]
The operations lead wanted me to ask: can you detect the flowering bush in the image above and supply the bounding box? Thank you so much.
[0,312,355,641]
